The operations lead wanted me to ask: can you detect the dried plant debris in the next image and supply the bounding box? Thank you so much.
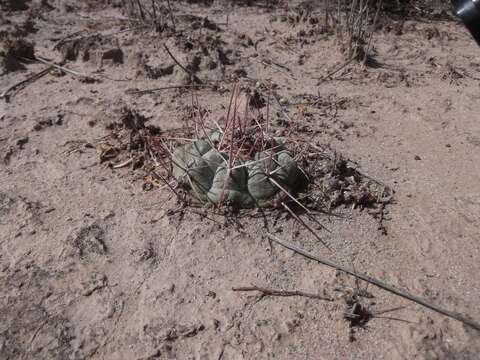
[98,107,161,170]
[334,0,383,64]
[100,88,391,219]
[305,150,392,210]
[121,0,175,32]
[340,282,408,341]
[274,2,325,30]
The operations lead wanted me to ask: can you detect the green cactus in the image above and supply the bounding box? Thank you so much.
[172,137,307,208]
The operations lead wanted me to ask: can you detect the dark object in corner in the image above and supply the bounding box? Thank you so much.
[452,0,480,45]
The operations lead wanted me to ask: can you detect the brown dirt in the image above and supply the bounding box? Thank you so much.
[1,1,480,359]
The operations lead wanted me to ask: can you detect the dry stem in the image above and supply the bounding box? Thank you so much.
[232,286,334,301]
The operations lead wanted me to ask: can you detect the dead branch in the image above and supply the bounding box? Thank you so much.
[125,84,214,95]
[20,56,97,82]
[232,285,334,301]
[36,56,96,81]
[52,30,86,50]
[267,233,480,332]
[112,158,133,169]
[0,67,52,102]
[163,44,203,84]
[316,57,354,85]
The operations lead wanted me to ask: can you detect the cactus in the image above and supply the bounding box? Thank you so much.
[172,135,307,208]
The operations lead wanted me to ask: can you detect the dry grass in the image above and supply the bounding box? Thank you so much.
[121,0,175,31]
[330,0,383,64]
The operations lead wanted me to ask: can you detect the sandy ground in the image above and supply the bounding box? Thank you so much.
[1,1,480,359]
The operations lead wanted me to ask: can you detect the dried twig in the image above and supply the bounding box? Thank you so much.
[52,30,86,50]
[150,169,183,200]
[320,147,391,190]
[0,67,52,102]
[20,56,96,82]
[163,44,203,84]
[281,202,332,251]
[232,285,333,301]
[125,84,214,95]
[269,177,310,214]
[316,57,354,85]
[267,233,480,332]
[112,158,133,169]
[250,57,296,79]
